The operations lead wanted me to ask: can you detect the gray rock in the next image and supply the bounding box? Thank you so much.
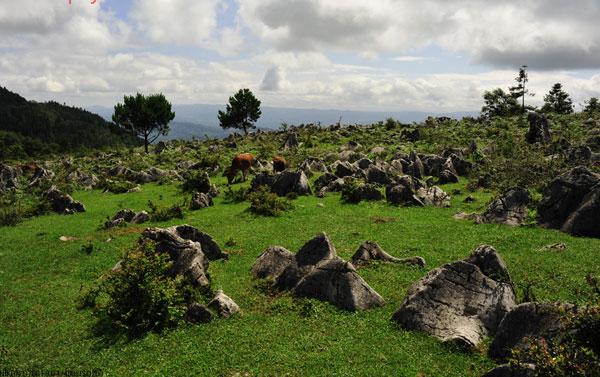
[489,302,572,361]
[386,184,424,206]
[526,112,551,144]
[350,241,425,268]
[356,158,373,170]
[561,184,600,237]
[66,170,98,189]
[208,290,240,318]
[392,246,516,348]
[29,167,55,187]
[251,246,295,280]
[314,173,338,191]
[173,224,228,261]
[190,192,213,210]
[0,163,21,191]
[142,226,211,288]
[479,187,530,226]
[366,166,392,185]
[186,302,213,323]
[334,161,359,178]
[416,186,451,207]
[293,258,385,311]
[253,171,312,196]
[283,132,299,150]
[131,211,150,224]
[44,186,85,214]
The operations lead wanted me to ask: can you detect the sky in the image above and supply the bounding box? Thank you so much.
[1,0,600,112]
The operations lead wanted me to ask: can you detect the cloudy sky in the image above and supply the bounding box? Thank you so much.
[1,0,600,112]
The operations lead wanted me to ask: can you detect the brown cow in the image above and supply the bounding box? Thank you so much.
[272,156,287,173]
[224,153,254,184]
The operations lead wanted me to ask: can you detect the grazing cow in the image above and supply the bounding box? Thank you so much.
[224,153,254,184]
[272,156,287,173]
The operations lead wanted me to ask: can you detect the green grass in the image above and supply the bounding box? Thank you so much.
[1,180,599,376]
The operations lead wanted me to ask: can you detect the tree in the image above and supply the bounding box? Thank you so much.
[509,65,534,113]
[112,93,175,153]
[584,97,600,114]
[218,89,262,135]
[541,83,574,115]
[481,88,520,118]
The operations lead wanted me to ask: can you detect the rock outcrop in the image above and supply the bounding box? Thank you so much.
[538,166,600,237]
[526,112,551,144]
[208,290,240,318]
[251,233,385,311]
[392,245,516,348]
[252,171,312,196]
[190,192,213,210]
[44,186,86,214]
[479,187,530,226]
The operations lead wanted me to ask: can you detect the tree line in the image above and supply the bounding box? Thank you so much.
[481,65,599,118]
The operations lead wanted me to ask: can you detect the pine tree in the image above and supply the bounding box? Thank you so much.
[584,97,600,114]
[541,83,574,115]
[509,65,534,114]
[218,89,262,135]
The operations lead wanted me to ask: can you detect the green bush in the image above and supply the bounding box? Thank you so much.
[147,200,184,222]
[509,277,600,376]
[0,191,51,227]
[247,186,293,216]
[181,170,211,193]
[98,179,137,194]
[77,241,192,339]
[223,186,250,203]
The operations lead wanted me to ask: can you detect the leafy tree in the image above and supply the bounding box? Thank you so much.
[542,83,574,115]
[509,65,534,113]
[481,88,520,118]
[584,97,600,114]
[218,88,262,135]
[112,93,175,153]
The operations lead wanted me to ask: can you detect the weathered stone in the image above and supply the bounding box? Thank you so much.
[366,166,392,185]
[538,166,600,237]
[283,132,299,150]
[343,183,384,203]
[350,241,425,268]
[479,187,530,226]
[0,163,21,191]
[386,184,424,206]
[190,192,213,210]
[415,186,451,207]
[66,170,98,189]
[29,167,55,187]
[44,186,86,214]
[314,173,338,191]
[293,258,385,311]
[208,290,240,318]
[392,246,516,348]
[186,302,213,323]
[251,246,295,280]
[334,161,359,178]
[253,171,312,196]
[526,112,551,144]
[356,158,373,170]
[142,226,211,288]
[173,224,228,261]
[489,302,569,361]
[131,211,150,224]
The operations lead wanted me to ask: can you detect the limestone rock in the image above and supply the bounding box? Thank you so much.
[392,246,516,348]
[190,192,213,210]
[208,290,240,318]
[251,246,295,280]
[479,187,530,226]
[526,112,551,144]
[44,186,85,214]
[350,241,425,268]
[186,302,213,323]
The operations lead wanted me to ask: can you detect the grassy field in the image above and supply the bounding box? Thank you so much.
[1,178,599,376]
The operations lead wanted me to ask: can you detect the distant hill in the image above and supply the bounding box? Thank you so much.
[0,87,141,160]
[89,104,477,141]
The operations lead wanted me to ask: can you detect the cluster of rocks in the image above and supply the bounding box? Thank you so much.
[107,165,177,184]
[44,186,86,214]
[104,208,150,228]
[251,233,387,311]
[251,170,312,196]
[66,170,99,190]
[538,166,600,237]
[113,225,237,323]
[350,241,425,268]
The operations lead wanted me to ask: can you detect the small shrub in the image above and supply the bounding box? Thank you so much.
[247,186,293,216]
[181,170,211,193]
[77,241,193,339]
[223,186,250,204]
[147,200,184,222]
[99,179,136,194]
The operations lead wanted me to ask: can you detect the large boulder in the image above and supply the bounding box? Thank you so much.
[479,187,530,226]
[282,132,299,150]
[386,183,423,206]
[392,245,516,348]
[172,224,228,261]
[366,166,392,185]
[29,167,55,187]
[293,258,385,311]
[105,209,149,228]
[415,186,451,207]
[314,173,338,191]
[334,161,359,178]
[44,186,85,214]
[252,233,385,311]
[538,166,600,237]
[526,112,551,144]
[143,227,211,288]
[489,302,572,361]
[350,241,425,268]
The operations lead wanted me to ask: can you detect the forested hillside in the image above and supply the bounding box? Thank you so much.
[0,87,141,160]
